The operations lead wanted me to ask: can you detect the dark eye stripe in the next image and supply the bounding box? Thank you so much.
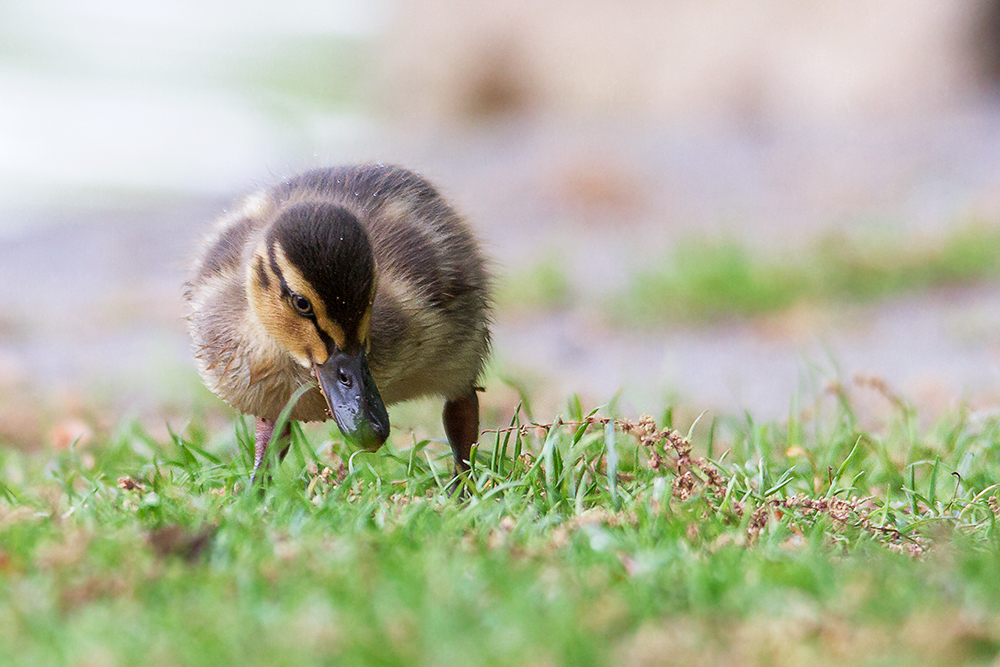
[314,325,334,351]
[268,243,284,283]
[255,257,270,290]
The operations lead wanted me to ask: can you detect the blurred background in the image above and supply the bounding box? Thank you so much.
[2,0,1000,449]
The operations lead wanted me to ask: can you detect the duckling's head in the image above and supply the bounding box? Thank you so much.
[247,201,390,450]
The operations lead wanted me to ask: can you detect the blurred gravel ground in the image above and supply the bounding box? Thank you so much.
[2,113,1000,446]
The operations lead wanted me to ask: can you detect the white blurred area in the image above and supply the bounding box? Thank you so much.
[0,0,384,210]
[0,0,997,211]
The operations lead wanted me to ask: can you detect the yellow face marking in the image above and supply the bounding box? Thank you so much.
[245,244,327,368]
[271,244,347,352]
[247,240,377,365]
[356,271,377,345]
[357,308,372,348]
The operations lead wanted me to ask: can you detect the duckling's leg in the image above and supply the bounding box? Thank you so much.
[443,389,480,472]
[251,418,292,484]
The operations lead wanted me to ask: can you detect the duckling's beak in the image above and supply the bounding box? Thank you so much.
[315,350,390,451]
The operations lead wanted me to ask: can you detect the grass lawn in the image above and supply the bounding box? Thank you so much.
[3,383,1000,667]
[614,222,1000,323]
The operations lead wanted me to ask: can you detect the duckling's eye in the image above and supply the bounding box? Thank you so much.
[290,294,313,317]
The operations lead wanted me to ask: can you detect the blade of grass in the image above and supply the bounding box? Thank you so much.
[605,421,620,511]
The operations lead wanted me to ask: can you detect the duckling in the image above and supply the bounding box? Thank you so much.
[185,164,492,482]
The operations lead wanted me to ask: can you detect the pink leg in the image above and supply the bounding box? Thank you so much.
[251,418,292,484]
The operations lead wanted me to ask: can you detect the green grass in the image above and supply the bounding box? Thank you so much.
[496,258,574,313]
[615,221,1000,323]
[4,390,1000,666]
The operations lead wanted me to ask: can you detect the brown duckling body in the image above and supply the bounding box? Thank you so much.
[185,164,492,479]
